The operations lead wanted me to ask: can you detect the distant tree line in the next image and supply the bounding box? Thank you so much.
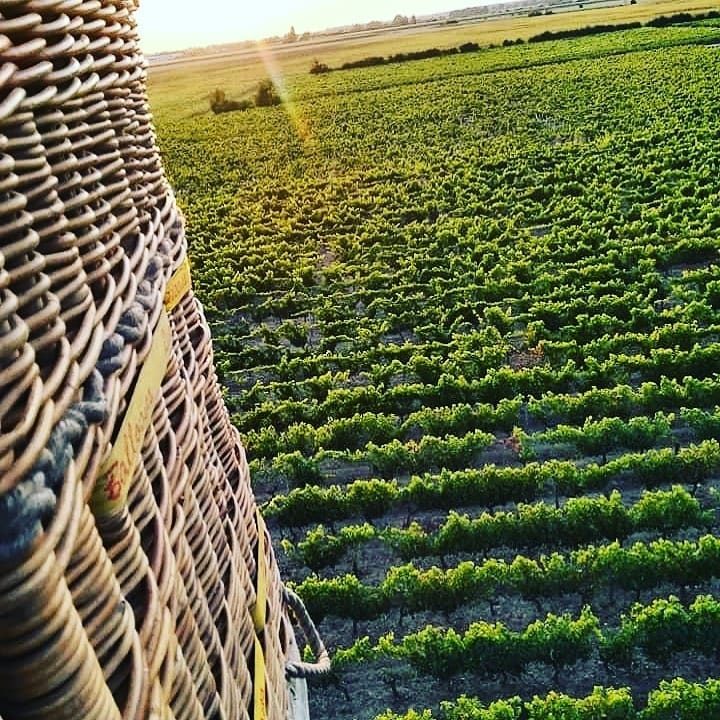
[529,10,720,43]
[646,10,720,27]
[527,21,641,43]
[310,39,519,75]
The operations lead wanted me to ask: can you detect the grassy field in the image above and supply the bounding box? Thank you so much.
[147,0,718,113]
[148,7,720,720]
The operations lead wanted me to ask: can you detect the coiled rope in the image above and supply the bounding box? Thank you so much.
[0,250,169,564]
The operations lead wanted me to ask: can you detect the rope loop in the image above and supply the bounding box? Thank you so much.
[282,586,331,680]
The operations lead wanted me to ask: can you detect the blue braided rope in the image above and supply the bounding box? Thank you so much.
[0,252,169,564]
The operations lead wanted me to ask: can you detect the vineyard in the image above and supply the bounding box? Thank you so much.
[150,14,720,720]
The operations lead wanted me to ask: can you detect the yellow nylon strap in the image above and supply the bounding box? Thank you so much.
[252,509,268,632]
[91,311,172,516]
[254,636,267,720]
[164,257,192,312]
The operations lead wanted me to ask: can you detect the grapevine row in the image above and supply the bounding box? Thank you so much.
[292,534,720,622]
[375,678,720,720]
[233,364,720,435]
[264,439,720,525]
[334,594,720,680]
[244,400,520,460]
[283,486,710,570]
[252,429,495,487]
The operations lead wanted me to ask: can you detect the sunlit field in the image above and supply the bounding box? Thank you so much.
[149,6,720,719]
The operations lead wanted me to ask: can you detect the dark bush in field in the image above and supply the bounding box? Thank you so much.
[209,81,281,113]
[209,89,253,114]
[340,56,387,70]
[254,79,282,107]
[390,48,446,63]
[310,59,330,74]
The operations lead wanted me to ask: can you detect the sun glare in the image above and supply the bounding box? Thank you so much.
[254,40,314,144]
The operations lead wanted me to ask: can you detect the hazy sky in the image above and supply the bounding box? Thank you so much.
[135,1,478,53]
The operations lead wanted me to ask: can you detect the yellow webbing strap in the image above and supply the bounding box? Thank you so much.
[91,311,172,517]
[164,257,192,312]
[254,636,267,720]
[252,509,268,632]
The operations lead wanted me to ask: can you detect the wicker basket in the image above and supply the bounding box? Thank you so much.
[0,2,326,719]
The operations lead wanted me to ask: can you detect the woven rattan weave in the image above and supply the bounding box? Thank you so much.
[0,2,327,718]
